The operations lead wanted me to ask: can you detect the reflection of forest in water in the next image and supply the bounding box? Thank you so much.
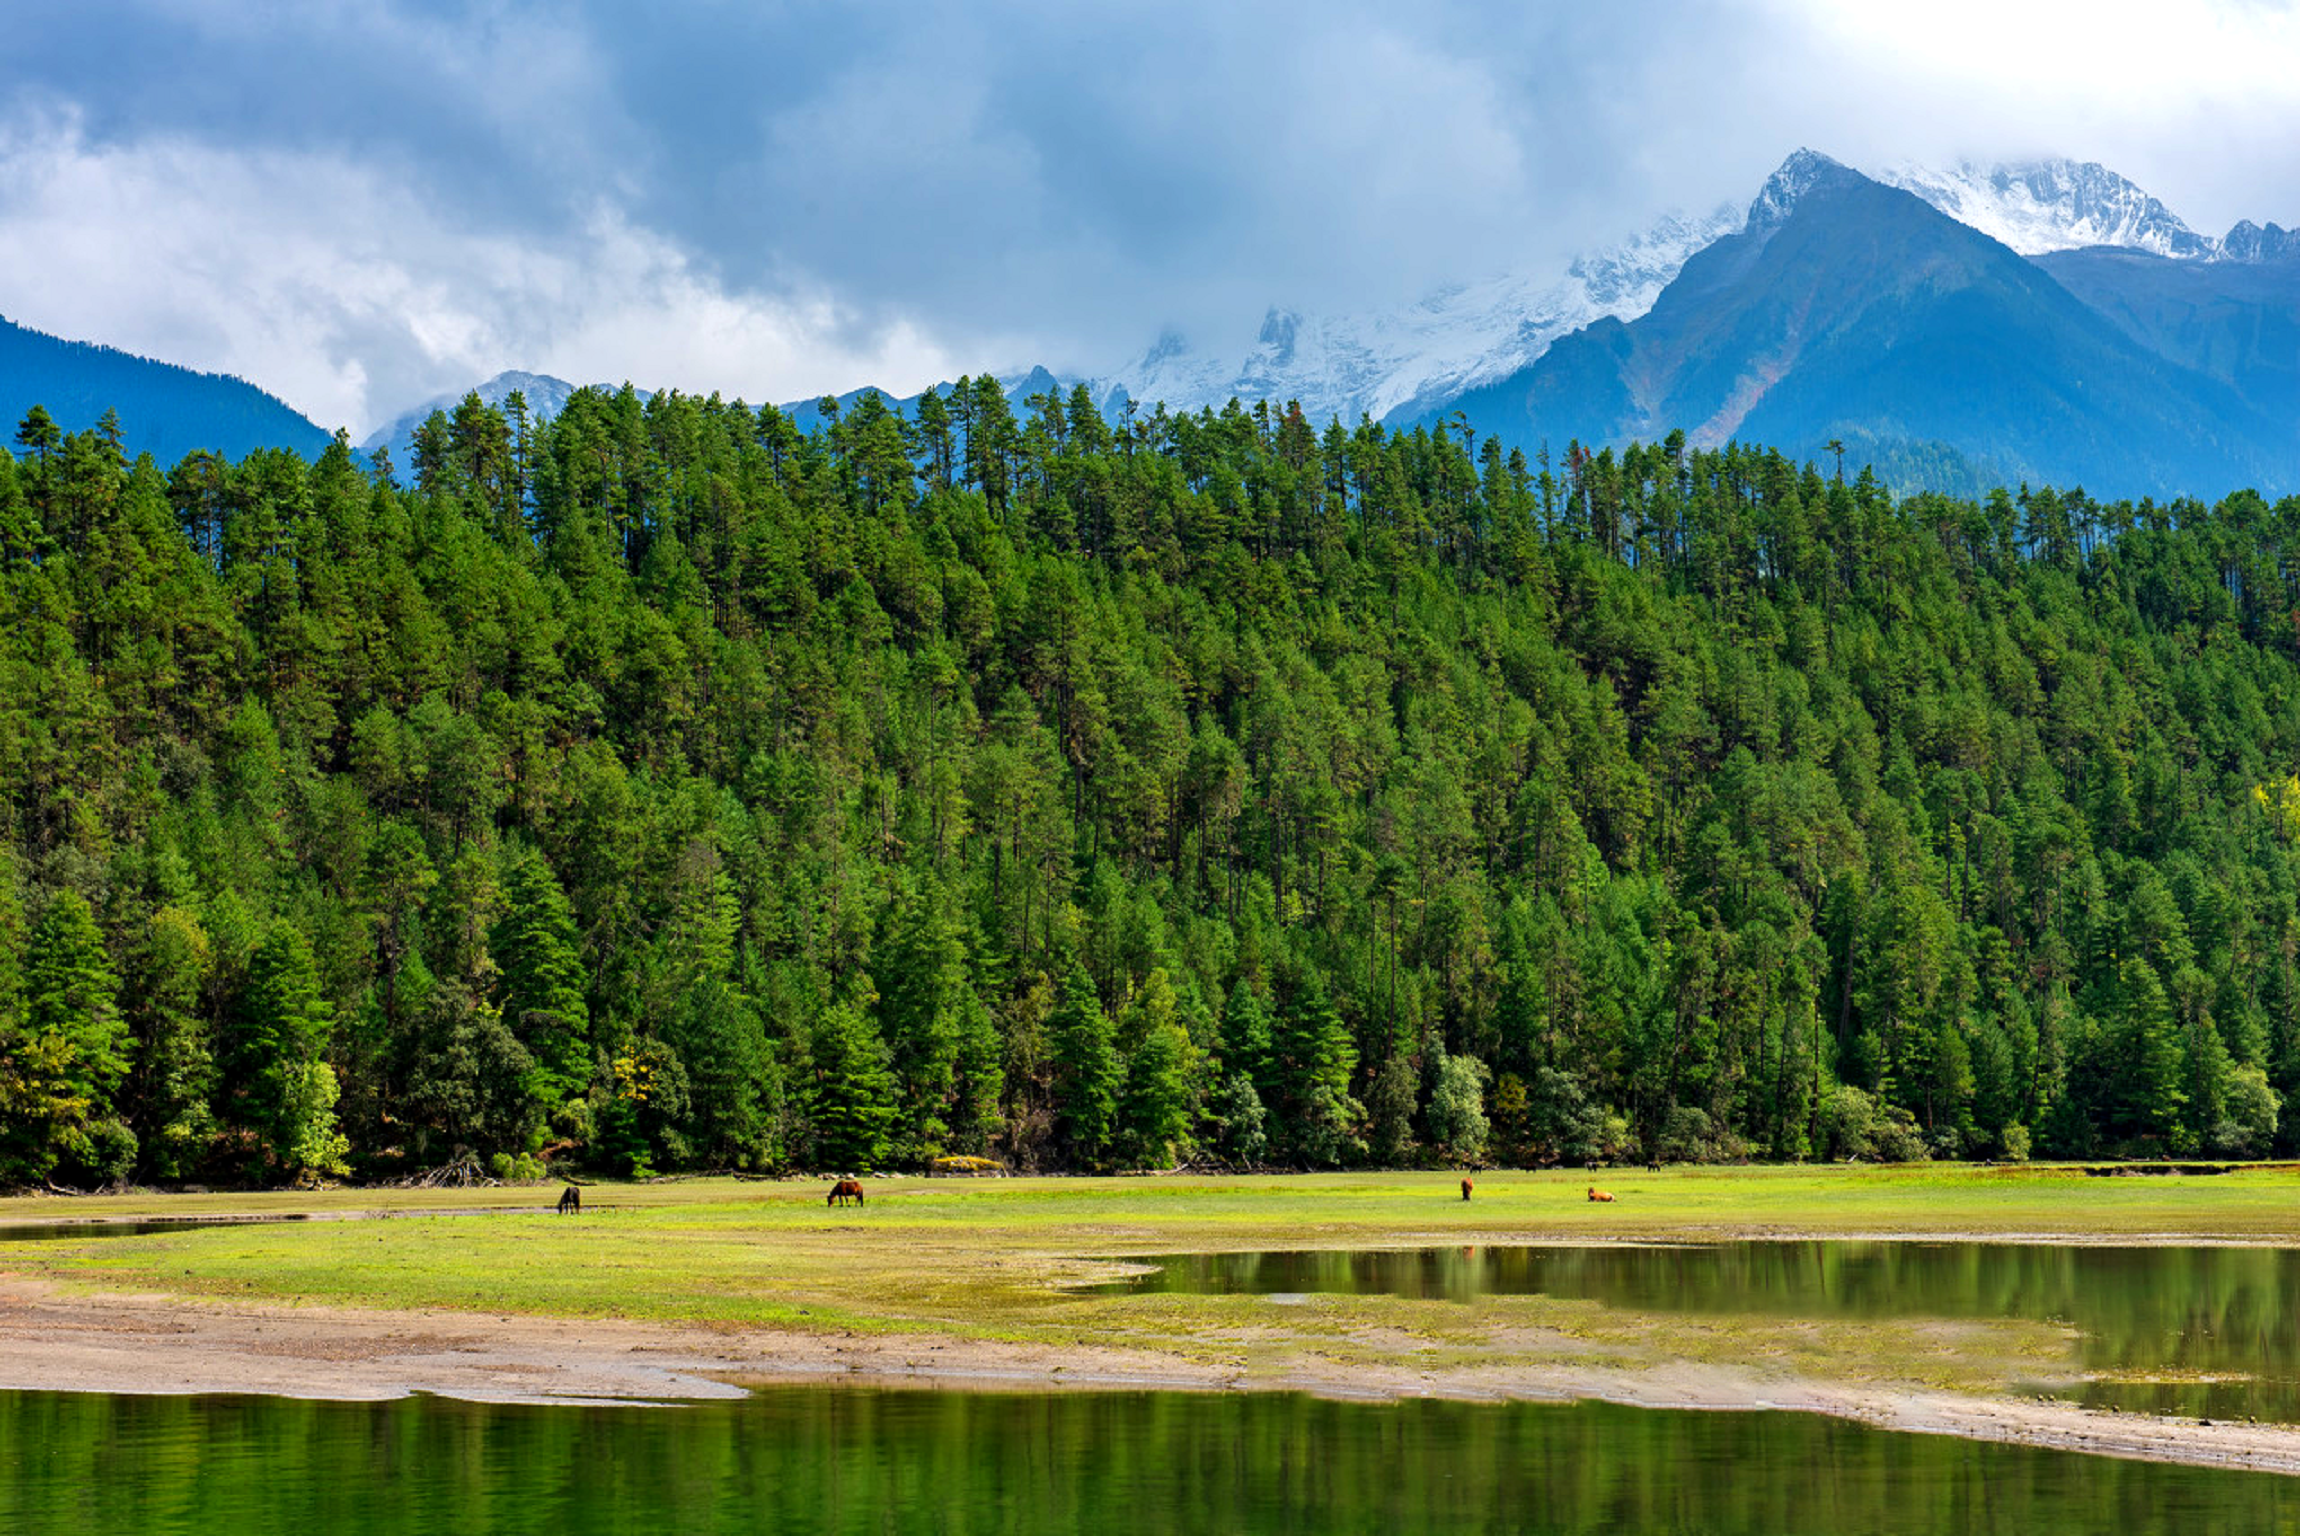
[4,1386,2294,1534]
[1113,1243,2300,1421]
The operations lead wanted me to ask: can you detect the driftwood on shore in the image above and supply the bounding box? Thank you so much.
[388,1157,502,1190]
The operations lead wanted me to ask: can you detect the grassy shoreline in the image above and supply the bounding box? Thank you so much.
[5,1164,2298,1371]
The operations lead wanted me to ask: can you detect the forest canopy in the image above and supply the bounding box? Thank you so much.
[2,382,2298,1186]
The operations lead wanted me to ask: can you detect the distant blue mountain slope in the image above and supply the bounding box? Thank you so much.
[2034,246,2300,439]
[0,314,333,461]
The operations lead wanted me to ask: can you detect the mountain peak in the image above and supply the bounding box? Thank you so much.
[1746,149,1855,235]
[2222,219,2300,263]
[1098,201,1742,425]
[1878,158,2212,258]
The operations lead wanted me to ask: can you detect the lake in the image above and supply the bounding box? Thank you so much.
[1106,1242,2300,1421]
[5,1385,2299,1534]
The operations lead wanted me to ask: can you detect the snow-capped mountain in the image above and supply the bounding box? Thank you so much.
[1090,151,2300,433]
[1745,148,1847,239]
[363,148,2296,464]
[1877,158,2216,258]
[1877,156,2300,266]
[1096,203,1744,427]
[1445,146,2295,498]
[2222,219,2300,264]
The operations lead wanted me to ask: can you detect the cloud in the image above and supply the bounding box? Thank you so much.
[0,109,965,434]
[1,1,2296,428]
[1746,0,2300,232]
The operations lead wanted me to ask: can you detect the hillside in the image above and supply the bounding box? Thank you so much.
[0,315,333,463]
[3,384,2299,1187]
[2036,247,2300,438]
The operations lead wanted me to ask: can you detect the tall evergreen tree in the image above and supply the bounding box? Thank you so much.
[1050,961,1120,1166]
[493,849,591,1116]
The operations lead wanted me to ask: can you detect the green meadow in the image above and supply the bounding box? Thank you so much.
[10,1165,2300,1406]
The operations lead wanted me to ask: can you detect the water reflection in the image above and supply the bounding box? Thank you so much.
[1,1387,2295,1534]
[0,1216,312,1243]
[1111,1243,2300,1422]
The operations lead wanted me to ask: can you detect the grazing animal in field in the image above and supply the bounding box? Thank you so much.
[1460,1177,1474,1202]
[556,1184,580,1215]
[1587,1186,1615,1203]
[828,1178,866,1208]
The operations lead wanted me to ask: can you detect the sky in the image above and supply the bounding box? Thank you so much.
[2,0,2297,437]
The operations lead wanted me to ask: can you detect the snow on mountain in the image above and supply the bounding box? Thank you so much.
[2221,219,2300,263]
[366,152,2294,446]
[1097,202,1744,427]
[1744,148,1850,238]
[360,369,580,455]
[1876,158,2217,258]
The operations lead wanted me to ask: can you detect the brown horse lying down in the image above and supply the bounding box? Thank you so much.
[1460,1177,1474,1202]
[827,1178,866,1207]
[1587,1186,1615,1202]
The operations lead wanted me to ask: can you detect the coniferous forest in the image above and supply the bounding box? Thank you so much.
[4,381,2300,1187]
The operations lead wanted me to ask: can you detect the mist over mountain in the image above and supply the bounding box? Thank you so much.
[1087,205,1743,427]
[1068,150,2297,499]
[0,313,332,462]
[14,142,2294,503]
[1877,159,2218,259]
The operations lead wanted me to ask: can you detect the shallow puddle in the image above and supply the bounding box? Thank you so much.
[0,1216,313,1243]
[1106,1242,2300,1422]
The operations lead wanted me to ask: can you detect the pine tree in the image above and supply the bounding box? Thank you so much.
[807,1002,897,1171]
[871,884,969,1153]
[1117,969,1196,1166]
[664,975,775,1168]
[1220,979,1275,1103]
[1050,961,1120,1165]
[1273,972,1362,1166]
[24,890,128,1128]
[493,849,591,1115]
[226,922,344,1177]
[123,906,216,1179]
[948,985,1006,1155]
[2109,958,2186,1153]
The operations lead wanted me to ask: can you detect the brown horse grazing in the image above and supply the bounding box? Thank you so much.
[1460,1176,1474,1202]
[556,1184,580,1215]
[827,1178,866,1208]
[1587,1186,1616,1203]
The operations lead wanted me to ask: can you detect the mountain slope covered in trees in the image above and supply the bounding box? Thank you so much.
[3,380,2300,1186]
[0,316,333,464]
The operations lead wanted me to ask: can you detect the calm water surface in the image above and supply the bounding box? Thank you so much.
[3,1386,2298,1535]
[0,1217,311,1243]
[1110,1243,2300,1421]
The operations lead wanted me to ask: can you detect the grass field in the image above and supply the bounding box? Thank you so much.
[7,1163,2300,1404]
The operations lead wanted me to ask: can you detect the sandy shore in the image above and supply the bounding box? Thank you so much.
[5,1276,2299,1476]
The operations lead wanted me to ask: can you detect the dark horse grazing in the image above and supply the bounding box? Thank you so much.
[1460,1176,1474,1202]
[556,1184,580,1215]
[827,1178,865,1208]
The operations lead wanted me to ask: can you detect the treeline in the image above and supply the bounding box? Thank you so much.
[3,381,2300,1186]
